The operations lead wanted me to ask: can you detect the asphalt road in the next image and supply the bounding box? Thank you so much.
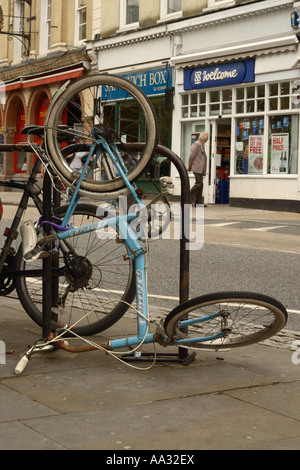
[0,200,299,333]
[145,206,300,333]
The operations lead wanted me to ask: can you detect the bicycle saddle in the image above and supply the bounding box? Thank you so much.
[21,125,73,142]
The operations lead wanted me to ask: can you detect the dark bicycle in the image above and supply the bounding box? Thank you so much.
[0,128,135,336]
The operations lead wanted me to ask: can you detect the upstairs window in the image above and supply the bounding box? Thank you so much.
[120,0,139,29]
[161,0,182,20]
[207,0,235,9]
[39,0,52,54]
[46,0,52,50]
[13,0,26,61]
[76,0,87,43]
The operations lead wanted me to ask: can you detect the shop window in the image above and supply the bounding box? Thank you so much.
[181,93,206,118]
[268,115,298,174]
[236,85,265,114]
[221,89,232,114]
[235,116,264,175]
[106,96,172,179]
[268,82,291,111]
[209,89,232,116]
[181,95,189,118]
[257,85,265,112]
[209,90,220,115]
[150,97,172,177]
[291,80,300,110]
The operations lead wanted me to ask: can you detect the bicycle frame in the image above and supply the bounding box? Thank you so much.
[52,133,227,350]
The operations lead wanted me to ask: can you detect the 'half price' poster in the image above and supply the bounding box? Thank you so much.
[271,134,289,174]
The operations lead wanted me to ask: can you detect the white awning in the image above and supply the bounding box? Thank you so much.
[170,35,299,68]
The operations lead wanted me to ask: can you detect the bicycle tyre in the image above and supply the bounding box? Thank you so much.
[164,291,287,349]
[44,74,158,195]
[14,203,135,336]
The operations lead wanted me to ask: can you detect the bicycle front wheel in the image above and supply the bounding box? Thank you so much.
[45,74,158,196]
[14,204,135,336]
[164,292,287,349]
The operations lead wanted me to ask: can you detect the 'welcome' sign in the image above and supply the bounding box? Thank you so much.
[184,59,255,90]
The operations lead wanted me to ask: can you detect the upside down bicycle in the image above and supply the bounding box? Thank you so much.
[15,73,288,374]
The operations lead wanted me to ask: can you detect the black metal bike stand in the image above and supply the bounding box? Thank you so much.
[42,172,54,340]
[121,144,196,366]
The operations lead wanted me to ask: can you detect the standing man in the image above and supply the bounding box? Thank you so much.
[187,131,208,206]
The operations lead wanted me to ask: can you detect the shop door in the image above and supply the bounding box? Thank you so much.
[208,119,231,205]
[216,119,231,204]
[207,120,217,204]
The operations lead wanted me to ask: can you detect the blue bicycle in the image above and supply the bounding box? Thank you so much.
[15,74,288,373]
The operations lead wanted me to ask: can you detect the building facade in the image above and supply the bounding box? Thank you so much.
[0,0,94,182]
[88,0,300,211]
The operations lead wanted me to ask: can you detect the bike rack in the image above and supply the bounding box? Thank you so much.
[120,144,196,365]
[29,145,196,365]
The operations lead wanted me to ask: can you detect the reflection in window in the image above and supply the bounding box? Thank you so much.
[126,0,139,24]
[168,0,182,14]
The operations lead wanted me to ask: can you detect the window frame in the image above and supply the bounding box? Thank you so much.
[119,0,139,31]
[13,0,26,62]
[160,0,183,20]
[39,0,52,54]
[206,0,235,10]
[179,81,299,177]
[75,0,87,44]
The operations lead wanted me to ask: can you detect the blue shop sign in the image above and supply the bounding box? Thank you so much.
[102,67,172,101]
[184,59,255,90]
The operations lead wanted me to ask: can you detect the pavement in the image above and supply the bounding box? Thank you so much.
[0,192,300,451]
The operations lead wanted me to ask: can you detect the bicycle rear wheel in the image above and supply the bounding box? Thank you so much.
[164,292,287,349]
[44,74,158,196]
[14,204,135,336]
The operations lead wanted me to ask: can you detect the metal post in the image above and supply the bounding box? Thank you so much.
[42,172,53,339]
[125,144,195,364]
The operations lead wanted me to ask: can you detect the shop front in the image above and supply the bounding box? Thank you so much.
[0,63,86,184]
[172,53,300,211]
[108,66,174,193]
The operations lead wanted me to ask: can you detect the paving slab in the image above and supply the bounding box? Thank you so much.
[15,393,300,450]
